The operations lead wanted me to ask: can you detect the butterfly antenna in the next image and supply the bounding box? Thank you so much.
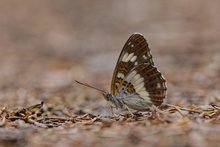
[74,80,107,93]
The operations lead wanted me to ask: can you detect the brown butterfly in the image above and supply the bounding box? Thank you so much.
[75,33,167,113]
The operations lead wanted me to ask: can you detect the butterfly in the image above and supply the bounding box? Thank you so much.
[75,33,167,113]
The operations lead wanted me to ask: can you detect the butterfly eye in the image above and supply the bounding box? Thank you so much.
[103,93,110,101]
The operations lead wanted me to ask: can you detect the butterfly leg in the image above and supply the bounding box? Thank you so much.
[109,105,119,117]
[150,105,166,118]
[110,105,114,116]
[125,105,134,117]
[150,105,157,118]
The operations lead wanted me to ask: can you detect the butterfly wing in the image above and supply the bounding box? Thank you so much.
[111,33,154,95]
[122,63,167,106]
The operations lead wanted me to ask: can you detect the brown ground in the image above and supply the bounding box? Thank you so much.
[0,1,220,147]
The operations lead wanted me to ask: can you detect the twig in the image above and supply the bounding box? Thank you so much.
[27,118,48,128]
[0,115,6,127]
[164,103,201,114]
[211,104,220,110]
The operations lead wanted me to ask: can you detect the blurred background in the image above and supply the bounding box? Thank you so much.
[0,0,220,112]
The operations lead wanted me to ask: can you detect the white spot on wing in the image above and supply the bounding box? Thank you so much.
[138,90,149,98]
[122,52,128,62]
[143,55,147,59]
[131,74,141,83]
[126,53,134,62]
[117,73,125,79]
[157,83,161,88]
[137,87,146,93]
[126,71,136,82]
[133,77,144,86]
[130,55,137,62]
[122,53,134,62]
[135,82,144,92]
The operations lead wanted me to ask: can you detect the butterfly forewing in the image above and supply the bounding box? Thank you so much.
[111,33,154,95]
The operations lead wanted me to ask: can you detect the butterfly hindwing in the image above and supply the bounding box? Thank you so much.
[122,63,167,106]
[111,33,154,95]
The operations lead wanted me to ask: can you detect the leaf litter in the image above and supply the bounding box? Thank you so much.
[0,97,220,146]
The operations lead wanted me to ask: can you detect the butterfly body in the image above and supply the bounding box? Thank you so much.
[103,92,152,111]
[76,33,167,112]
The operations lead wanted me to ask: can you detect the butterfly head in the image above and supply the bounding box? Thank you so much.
[102,92,124,109]
[102,92,113,101]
